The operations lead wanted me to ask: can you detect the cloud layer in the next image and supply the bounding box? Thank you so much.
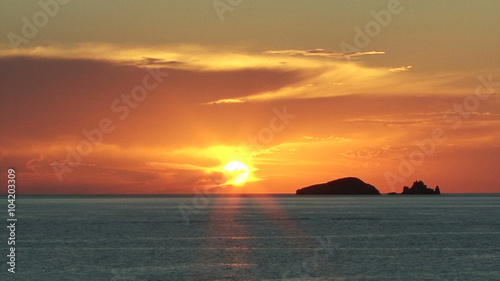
[1,44,499,193]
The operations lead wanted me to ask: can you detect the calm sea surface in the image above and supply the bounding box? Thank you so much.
[1,194,499,281]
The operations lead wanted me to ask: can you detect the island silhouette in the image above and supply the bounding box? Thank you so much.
[296,177,380,195]
[389,180,441,195]
[296,178,441,195]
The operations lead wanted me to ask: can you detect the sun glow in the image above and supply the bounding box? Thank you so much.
[223,161,250,185]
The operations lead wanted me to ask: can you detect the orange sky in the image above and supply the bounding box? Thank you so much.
[0,0,499,194]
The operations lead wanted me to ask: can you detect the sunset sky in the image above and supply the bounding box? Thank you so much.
[1,0,499,194]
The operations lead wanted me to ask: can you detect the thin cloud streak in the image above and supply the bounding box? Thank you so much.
[264,48,386,59]
[389,65,413,72]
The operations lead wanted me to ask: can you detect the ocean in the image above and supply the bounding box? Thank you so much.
[2,194,499,281]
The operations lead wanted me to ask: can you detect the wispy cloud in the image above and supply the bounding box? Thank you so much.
[301,136,351,142]
[342,146,407,160]
[264,48,385,59]
[389,65,413,72]
[0,43,483,106]
[0,43,323,71]
[207,98,245,105]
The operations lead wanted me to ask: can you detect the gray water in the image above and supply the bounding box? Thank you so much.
[1,194,499,281]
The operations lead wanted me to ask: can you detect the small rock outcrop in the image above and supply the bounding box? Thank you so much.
[296,177,381,195]
[393,180,441,195]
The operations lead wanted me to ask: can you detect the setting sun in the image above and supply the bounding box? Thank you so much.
[223,161,250,185]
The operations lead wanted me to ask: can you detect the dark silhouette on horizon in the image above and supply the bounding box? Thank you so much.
[388,180,441,195]
[296,177,381,195]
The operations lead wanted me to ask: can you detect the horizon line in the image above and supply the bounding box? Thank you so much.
[4,192,500,196]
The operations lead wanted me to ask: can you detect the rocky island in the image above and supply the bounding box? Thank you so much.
[388,180,441,195]
[296,177,381,195]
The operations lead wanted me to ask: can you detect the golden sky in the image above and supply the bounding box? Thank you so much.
[0,0,499,194]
